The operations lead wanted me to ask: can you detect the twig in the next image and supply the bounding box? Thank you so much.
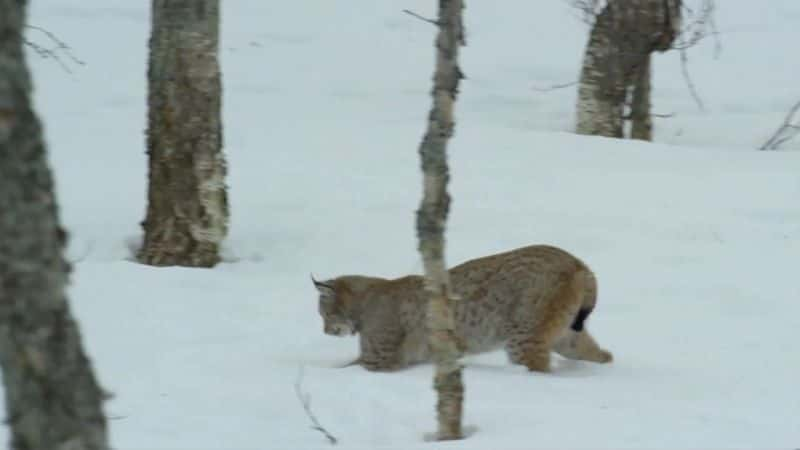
[26,25,85,64]
[679,48,705,112]
[566,0,605,25]
[671,1,720,111]
[23,25,85,74]
[24,38,73,73]
[760,100,800,151]
[295,366,338,445]
[532,80,578,92]
[402,9,439,26]
[623,111,675,120]
[672,1,717,49]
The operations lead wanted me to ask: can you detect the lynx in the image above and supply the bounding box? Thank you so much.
[313,245,613,372]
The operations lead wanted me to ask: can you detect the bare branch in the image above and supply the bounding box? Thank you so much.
[760,100,800,151]
[566,0,605,25]
[679,48,705,111]
[23,25,85,74]
[668,2,719,112]
[23,38,73,73]
[672,0,718,51]
[402,9,439,26]
[652,112,675,118]
[532,80,578,92]
[294,367,338,445]
[623,111,675,120]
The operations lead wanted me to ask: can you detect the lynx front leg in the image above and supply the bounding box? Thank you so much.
[553,330,613,364]
[357,331,405,372]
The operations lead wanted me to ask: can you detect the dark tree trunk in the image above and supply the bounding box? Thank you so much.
[415,0,466,441]
[575,0,681,141]
[630,54,653,140]
[0,2,110,449]
[139,0,228,267]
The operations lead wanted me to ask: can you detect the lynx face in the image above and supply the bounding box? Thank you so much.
[314,280,355,336]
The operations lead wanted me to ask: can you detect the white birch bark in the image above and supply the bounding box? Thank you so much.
[415,0,466,441]
[575,0,681,140]
[139,0,228,267]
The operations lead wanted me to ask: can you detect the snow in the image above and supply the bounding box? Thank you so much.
[8,0,799,448]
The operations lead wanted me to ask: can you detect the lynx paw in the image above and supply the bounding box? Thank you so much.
[360,358,401,372]
[596,349,613,363]
[522,351,551,373]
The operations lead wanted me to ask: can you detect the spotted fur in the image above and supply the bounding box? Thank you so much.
[314,245,612,372]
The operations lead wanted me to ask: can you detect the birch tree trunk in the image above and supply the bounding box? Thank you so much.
[139,0,228,267]
[630,54,652,140]
[0,2,110,449]
[575,0,681,140]
[415,0,466,441]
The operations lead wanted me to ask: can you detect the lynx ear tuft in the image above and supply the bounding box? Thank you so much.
[311,274,335,295]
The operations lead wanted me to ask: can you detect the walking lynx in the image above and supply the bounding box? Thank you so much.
[313,245,612,372]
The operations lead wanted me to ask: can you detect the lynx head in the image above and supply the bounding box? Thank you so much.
[312,275,356,337]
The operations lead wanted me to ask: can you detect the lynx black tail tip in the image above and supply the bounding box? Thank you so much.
[570,307,593,332]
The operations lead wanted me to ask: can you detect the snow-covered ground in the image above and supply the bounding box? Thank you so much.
[9,0,799,448]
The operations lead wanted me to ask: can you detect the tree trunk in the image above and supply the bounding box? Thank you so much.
[139,0,228,267]
[575,2,626,138]
[415,0,466,441]
[630,54,652,141]
[0,2,110,449]
[575,0,681,141]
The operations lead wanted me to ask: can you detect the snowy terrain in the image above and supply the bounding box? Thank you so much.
[8,0,800,448]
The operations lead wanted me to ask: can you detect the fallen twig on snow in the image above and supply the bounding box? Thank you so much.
[760,100,800,151]
[295,366,338,445]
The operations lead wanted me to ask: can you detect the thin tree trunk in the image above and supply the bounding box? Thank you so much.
[415,0,465,441]
[575,0,680,141]
[575,3,626,138]
[0,2,110,449]
[630,54,652,140]
[139,0,228,267]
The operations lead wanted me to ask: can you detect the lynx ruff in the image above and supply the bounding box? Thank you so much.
[313,245,613,372]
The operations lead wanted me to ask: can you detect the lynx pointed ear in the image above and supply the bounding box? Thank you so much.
[311,274,335,295]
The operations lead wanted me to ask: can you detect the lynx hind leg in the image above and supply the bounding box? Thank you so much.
[506,333,557,373]
[553,330,613,364]
[506,271,586,373]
